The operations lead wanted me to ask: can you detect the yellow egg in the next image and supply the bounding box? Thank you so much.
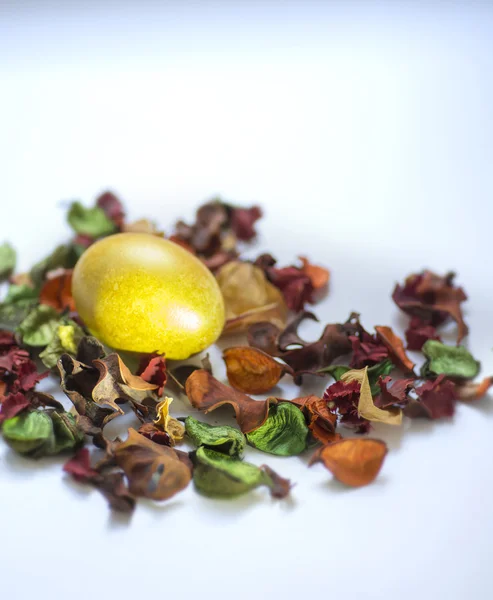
[72,233,225,359]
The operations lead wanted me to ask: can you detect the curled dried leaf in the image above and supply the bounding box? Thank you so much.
[114,428,191,500]
[223,346,289,394]
[92,353,159,413]
[374,325,415,375]
[153,396,185,445]
[341,367,402,426]
[185,416,245,457]
[216,261,287,334]
[455,377,493,401]
[57,354,116,427]
[310,438,388,487]
[185,369,276,433]
[392,271,468,344]
[278,311,318,351]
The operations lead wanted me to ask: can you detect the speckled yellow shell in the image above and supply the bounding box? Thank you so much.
[72,233,225,359]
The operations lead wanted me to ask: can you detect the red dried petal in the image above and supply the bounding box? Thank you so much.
[63,448,99,482]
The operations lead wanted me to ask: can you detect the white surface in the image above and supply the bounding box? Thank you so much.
[1,3,493,599]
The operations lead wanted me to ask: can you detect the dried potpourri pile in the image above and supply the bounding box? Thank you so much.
[0,192,491,513]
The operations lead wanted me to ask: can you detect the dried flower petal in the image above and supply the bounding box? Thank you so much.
[299,256,330,291]
[310,438,388,487]
[278,311,318,351]
[374,326,415,375]
[246,403,308,456]
[17,305,61,347]
[39,321,85,369]
[247,321,283,357]
[0,242,16,282]
[341,367,402,425]
[67,200,116,237]
[39,270,75,312]
[92,353,159,414]
[96,191,125,229]
[114,428,191,501]
[375,376,414,408]
[63,448,98,481]
[405,375,457,419]
[405,317,440,351]
[421,340,480,380]
[137,353,167,397]
[223,346,289,394]
[185,416,245,457]
[153,396,185,445]
[392,270,468,344]
[0,392,31,425]
[185,369,276,433]
[216,261,287,333]
[455,377,493,401]
[192,446,289,498]
[230,206,262,241]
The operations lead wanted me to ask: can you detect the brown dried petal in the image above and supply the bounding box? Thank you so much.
[310,438,388,487]
[185,369,276,433]
[57,354,117,427]
[247,321,283,357]
[114,428,191,501]
[216,262,288,334]
[92,353,158,413]
[223,346,289,394]
[278,311,319,351]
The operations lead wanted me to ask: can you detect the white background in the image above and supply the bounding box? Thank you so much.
[1,2,492,599]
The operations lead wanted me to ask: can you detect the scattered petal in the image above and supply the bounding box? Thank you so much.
[246,403,308,456]
[223,346,289,394]
[421,340,480,380]
[114,428,191,501]
[39,270,75,312]
[341,367,402,426]
[216,261,288,333]
[185,369,276,433]
[374,325,415,375]
[310,438,388,487]
[185,416,245,457]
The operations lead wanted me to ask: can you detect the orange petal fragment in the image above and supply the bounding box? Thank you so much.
[223,346,289,394]
[310,438,388,487]
[375,325,415,374]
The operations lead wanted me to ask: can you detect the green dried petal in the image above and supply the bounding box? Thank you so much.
[17,305,61,347]
[51,411,85,453]
[40,321,85,369]
[0,242,16,281]
[318,365,350,379]
[193,447,267,497]
[2,411,55,457]
[67,201,116,237]
[185,416,245,457]
[30,244,79,287]
[421,340,480,380]
[246,402,308,456]
[0,285,39,330]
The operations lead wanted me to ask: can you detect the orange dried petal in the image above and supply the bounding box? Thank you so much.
[310,438,388,487]
[223,346,287,394]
